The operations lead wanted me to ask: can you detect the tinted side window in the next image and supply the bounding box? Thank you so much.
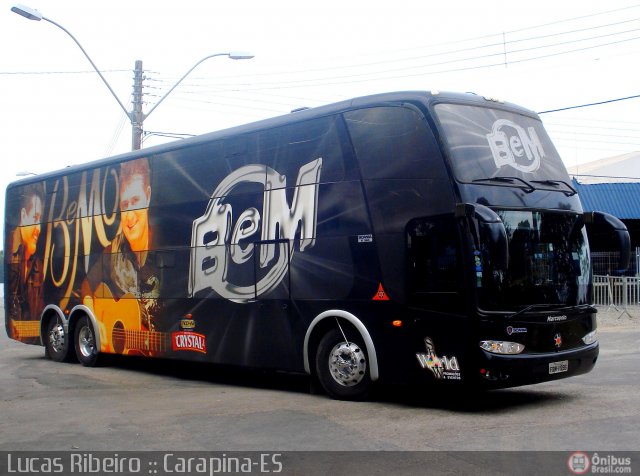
[267,115,350,185]
[344,106,441,179]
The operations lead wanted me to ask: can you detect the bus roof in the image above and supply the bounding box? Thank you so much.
[7,90,538,189]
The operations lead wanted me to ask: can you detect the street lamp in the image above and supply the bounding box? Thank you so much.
[11,4,254,150]
[11,4,131,126]
[133,52,254,149]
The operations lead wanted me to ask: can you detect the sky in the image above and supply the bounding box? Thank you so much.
[1,0,640,229]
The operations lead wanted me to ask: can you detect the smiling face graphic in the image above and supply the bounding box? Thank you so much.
[119,174,151,253]
[19,194,43,258]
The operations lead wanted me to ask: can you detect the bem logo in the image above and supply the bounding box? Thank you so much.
[188,158,323,303]
[486,119,545,173]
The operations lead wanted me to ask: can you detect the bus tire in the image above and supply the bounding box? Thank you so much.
[44,315,73,362]
[315,327,372,401]
[74,316,101,367]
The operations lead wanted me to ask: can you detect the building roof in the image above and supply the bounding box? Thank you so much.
[567,151,640,184]
[573,180,640,219]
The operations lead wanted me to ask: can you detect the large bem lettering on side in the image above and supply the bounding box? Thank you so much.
[188,158,322,303]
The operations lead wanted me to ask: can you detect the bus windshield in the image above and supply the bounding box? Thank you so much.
[477,210,591,311]
[434,103,570,185]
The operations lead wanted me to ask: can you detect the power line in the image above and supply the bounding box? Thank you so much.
[160,31,640,92]
[538,94,640,114]
[4,4,639,95]
[142,130,196,142]
[501,4,640,35]
[147,9,640,86]
[552,136,640,146]
[547,117,640,126]
[0,69,129,75]
[550,129,640,141]
[570,173,640,180]
[135,6,640,109]
[222,36,640,92]
[162,89,318,110]
[104,112,128,156]
[547,124,640,134]
[154,95,285,115]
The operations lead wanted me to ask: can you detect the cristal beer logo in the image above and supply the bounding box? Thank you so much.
[172,332,207,354]
[189,158,322,303]
[486,119,545,173]
[172,316,207,354]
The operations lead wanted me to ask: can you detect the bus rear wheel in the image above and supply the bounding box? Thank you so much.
[315,327,372,400]
[74,316,100,367]
[45,316,72,363]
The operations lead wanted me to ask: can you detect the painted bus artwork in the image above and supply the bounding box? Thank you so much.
[4,91,629,400]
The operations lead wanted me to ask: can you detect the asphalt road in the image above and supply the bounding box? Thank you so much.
[0,306,638,473]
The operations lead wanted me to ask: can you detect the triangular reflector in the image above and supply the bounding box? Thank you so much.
[372,283,390,301]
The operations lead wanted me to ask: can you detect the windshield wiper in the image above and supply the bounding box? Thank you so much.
[508,303,559,319]
[530,179,577,196]
[508,303,595,319]
[472,176,535,193]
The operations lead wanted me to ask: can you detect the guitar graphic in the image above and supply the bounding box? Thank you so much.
[90,283,168,356]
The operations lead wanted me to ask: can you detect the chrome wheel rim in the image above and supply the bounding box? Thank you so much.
[328,342,367,387]
[78,325,96,358]
[48,322,65,354]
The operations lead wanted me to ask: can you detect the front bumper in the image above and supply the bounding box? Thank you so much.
[474,341,599,388]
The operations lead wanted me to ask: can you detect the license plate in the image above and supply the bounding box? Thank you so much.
[549,360,569,374]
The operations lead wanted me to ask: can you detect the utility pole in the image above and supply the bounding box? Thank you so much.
[11,5,254,152]
[131,60,144,150]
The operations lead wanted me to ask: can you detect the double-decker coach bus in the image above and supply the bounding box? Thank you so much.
[4,91,630,400]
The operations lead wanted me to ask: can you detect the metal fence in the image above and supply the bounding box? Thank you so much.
[591,248,640,277]
[593,275,640,309]
[591,247,640,310]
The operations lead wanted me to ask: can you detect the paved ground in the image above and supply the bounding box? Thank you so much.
[595,305,640,328]
[0,303,638,475]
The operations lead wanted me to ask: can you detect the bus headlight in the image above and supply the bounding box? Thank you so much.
[582,330,598,345]
[480,340,525,355]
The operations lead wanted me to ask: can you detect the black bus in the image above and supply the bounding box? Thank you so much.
[4,91,629,399]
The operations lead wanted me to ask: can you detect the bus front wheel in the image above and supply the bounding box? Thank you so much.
[74,316,100,367]
[315,327,372,400]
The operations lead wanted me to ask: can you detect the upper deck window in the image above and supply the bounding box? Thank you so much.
[344,106,441,179]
